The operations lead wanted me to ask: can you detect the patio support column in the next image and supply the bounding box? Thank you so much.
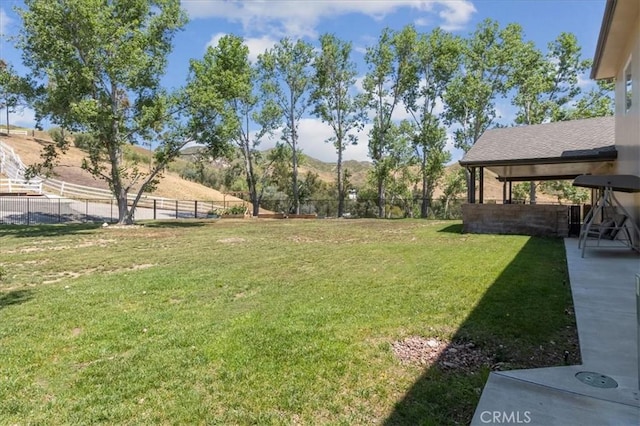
[502,181,507,204]
[508,181,513,204]
[479,167,484,204]
[468,167,476,204]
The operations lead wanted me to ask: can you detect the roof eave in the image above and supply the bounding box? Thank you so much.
[459,152,618,168]
[591,0,617,80]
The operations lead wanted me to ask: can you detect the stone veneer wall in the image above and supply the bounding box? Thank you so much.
[462,204,569,237]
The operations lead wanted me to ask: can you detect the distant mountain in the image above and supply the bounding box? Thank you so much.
[179,146,373,187]
[298,154,372,187]
[176,145,562,203]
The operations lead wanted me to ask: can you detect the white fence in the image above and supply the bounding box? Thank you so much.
[0,140,29,180]
[0,178,43,194]
[0,128,29,136]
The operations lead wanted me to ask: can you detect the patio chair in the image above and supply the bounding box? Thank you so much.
[579,210,633,257]
[573,175,640,257]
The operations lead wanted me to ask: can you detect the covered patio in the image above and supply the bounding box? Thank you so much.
[459,117,616,237]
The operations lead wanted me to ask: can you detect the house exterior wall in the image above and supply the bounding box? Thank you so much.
[613,15,640,241]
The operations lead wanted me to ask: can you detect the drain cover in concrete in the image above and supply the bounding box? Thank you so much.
[575,371,618,388]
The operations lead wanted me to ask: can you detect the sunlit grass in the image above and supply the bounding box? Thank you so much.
[0,219,576,424]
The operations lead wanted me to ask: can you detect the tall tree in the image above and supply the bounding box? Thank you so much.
[311,33,363,218]
[363,120,415,218]
[444,19,524,152]
[510,32,591,125]
[439,168,467,219]
[563,79,614,120]
[192,35,280,216]
[17,0,197,224]
[508,32,603,202]
[258,38,315,215]
[403,28,461,217]
[384,120,417,218]
[361,26,414,218]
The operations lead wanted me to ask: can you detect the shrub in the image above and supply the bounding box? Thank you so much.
[225,204,247,215]
[73,133,96,151]
[47,127,68,144]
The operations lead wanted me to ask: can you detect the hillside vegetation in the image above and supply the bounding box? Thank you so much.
[179,145,557,203]
[1,130,244,203]
[3,128,559,205]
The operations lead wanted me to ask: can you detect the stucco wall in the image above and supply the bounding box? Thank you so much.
[462,204,569,237]
[614,16,640,244]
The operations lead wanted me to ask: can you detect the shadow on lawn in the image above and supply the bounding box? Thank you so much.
[437,223,464,234]
[0,223,102,238]
[384,236,579,425]
[142,220,207,228]
[0,289,34,309]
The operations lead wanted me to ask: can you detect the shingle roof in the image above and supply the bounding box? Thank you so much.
[460,116,616,165]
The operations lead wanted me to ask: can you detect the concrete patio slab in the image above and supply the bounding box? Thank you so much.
[471,238,640,425]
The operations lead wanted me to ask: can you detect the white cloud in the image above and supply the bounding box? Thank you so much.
[206,32,226,50]
[577,71,595,89]
[260,118,371,162]
[0,8,12,36]
[437,1,477,31]
[354,75,366,94]
[414,17,431,27]
[391,102,412,121]
[182,1,476,39]
[494,100,518,126]
[354,35,377,56]
[243,35,279,62]
[353,45,368,55]
[206,32,278,63]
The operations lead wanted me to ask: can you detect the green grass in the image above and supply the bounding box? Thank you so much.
[0,219,577,424]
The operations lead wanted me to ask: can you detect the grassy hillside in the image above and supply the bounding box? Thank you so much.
[1,131,244,203]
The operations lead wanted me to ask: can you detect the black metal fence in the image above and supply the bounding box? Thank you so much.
[0,197,245,225]
[0,195,467,225]
[262,197,466,219]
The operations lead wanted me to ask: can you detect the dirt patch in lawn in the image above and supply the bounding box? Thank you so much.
[392,337,494,372]
[392,328,580,373]
[217,237,246,244]
[42,264,156,284]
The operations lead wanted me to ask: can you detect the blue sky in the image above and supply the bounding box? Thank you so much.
[0,0,608,163]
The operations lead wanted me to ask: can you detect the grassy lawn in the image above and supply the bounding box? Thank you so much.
[0,219,577,425]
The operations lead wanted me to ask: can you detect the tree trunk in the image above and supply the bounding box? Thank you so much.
[115,186,131,225]
[110,152,130,225]
[250,186,259,216]
[529,181,537,205]
[242,141,259,217]
[420,153,429,218]
[291,148,299,214]
[377,175,385,218]
[337,144,344,218]
[291,115,300,215]
[107,142,131,225]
